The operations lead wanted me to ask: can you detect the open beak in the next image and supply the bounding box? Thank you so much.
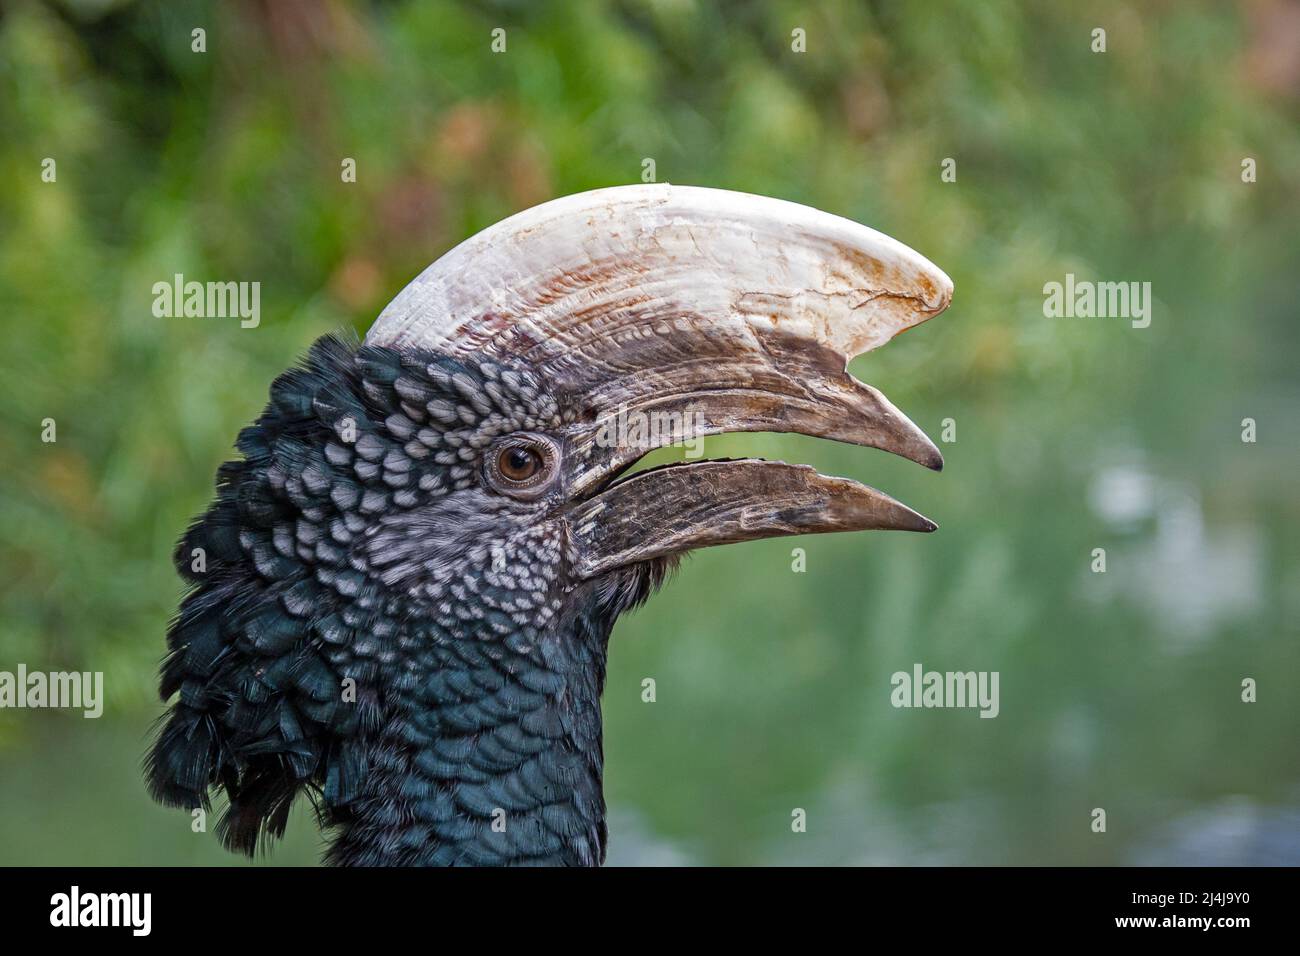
[557,317,946,577]
[364,184,953,578]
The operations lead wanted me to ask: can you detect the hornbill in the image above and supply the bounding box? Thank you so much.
[147,185,952,865]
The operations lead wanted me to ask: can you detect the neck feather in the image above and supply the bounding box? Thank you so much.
[324,606,612,866]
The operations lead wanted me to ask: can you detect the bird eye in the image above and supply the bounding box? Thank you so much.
[484,434,561,499]
[499,446,541,482]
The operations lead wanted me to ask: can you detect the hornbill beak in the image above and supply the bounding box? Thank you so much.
[365,184,952,578]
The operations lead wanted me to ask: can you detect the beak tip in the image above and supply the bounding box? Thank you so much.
[908,438,943,471]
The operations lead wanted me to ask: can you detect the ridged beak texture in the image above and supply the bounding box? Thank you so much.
[365,184,953,577]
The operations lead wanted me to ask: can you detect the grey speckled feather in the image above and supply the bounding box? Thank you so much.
[149,334,669,865]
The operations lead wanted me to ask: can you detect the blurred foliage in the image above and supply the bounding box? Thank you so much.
[0,0,1297,864]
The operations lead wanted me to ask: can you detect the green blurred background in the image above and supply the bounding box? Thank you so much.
[1,0,1297,865]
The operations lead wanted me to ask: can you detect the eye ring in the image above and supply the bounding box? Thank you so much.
[484,434,561,499]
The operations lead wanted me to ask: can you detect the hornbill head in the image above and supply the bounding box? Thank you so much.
[148,185,952,865]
